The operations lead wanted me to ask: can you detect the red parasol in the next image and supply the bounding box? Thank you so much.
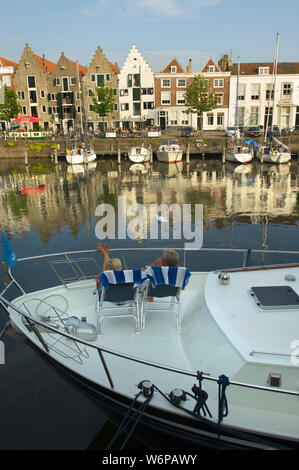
[12,115,42,123]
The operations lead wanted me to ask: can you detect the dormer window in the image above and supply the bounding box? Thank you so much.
[207,65,215,72]
[258,67,269,75]
[170,66,177,73]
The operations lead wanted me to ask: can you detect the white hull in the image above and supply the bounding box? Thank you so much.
[225,147,254,164]
[156,145,183,164]
[128,146,150,163]
[256,147,291,164]
[3,249,299,449]
[66,152,97,165]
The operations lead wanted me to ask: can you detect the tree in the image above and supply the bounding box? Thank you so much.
[0,86,21,126]
[92,81,114,132]
[184,74,218,133]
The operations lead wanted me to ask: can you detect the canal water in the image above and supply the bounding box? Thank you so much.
[0,156,298,450]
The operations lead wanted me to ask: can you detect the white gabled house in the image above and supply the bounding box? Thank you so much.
[118,44,155,130]
[228,62,299,130]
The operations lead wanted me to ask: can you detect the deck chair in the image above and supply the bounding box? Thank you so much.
[96,269,147,335]
[142,266,191,330]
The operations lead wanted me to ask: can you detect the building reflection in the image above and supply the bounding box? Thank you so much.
[0,159,298,243]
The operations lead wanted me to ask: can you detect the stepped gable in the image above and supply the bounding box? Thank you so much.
[231,62,299,75]
[201,57,221,73]
[161,58,185,73]
[121,44,154,74]
[88,46,120,75]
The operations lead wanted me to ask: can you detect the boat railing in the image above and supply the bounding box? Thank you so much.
[1,293,299,400]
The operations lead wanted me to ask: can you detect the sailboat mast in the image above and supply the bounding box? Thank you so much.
[234,57,240,129]
[76,60,84,135]
[271,32,280,134]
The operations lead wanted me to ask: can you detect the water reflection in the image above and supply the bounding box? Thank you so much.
[0,158,298,243]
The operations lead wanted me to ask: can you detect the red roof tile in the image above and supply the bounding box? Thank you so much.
[0,57,18,68]
[65,57,88,76]
[231,62,299,75]
[162,58,184,73]
[35,55,56,73]
[109,62,120,74]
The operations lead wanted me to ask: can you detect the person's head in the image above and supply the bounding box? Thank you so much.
[103,258,122,271]
[161,249,179,267]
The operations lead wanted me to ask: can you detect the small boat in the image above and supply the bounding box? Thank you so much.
[19,185,46,195]
[128,146,150,163]
[67,162,97,175]
[66,145,96,165]
[225,143,254,164]
[1,245,299,450]
[156,140,184,164]
[129,163,149,174]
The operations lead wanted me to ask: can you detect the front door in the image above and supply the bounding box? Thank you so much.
[160,116,166,130]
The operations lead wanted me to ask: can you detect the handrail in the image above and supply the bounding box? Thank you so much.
[1,294,299,399]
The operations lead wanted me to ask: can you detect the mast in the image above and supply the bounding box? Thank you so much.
[234,57,240,130]
[264,32,279,143]
[76,60,84,136]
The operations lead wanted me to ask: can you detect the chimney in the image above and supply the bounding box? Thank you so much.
[42,54,46,68]
[229,49,233,68]
[187,58,192,73]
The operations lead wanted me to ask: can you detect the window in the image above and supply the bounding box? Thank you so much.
[113,104,118,111]
[89,104,93,111]
[207,113,214,125]
[70,77,76,85]
[113,88,117,96]
[143,101,154,109]
[207,66,215,72]
[51,93,56,101]
[215,92,224,105]
[177,79,186,88]
[97,74,104,86]
[88,89,93,96]
[170,66,177,73]
[265,84,274,100]
[62,77,69,92]
[29,90,37,103]
[77,106,81,113]
[27,76,36,88]
[237,83,246,100]
[258,67,269,75]
[120,89,129,96]
[282,83,292,98]
[280,106,291,127]
[161,91,171,105]
[214,79,224,88]
[176,91,185,105]
[236,107,245,125]
[251,84,260,100]
[127,74,133,87]
[18,91,25,100]
[56,77,60,86]
[76,92,80,100]
[40,90,45,98]
[106,74,110,82]
[162,79,170,88]
[169,111,177,125]
[42,105,46,113]
[249,106,259,125]
[22,106,26,114]
[2,76,11,87]
[91,74,95,82]
[134,74,140,86]
[217,113,224,126]
[121,103,129,111]
[133,102,141,115]
[133,88,140,101]
[181,119,188,125]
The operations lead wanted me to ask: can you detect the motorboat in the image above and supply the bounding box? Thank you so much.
[128,146,150,163]
[156,141,184,164]
[1,246,299,450]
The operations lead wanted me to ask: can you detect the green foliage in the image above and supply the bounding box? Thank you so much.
[92,81,114,119]
[29,142,49,152]
[5,141,15,147]
[184,75,218,130]
[50,143,58,149]
[0,86,21,122]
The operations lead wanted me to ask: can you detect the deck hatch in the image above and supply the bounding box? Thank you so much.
[249,285,299,310]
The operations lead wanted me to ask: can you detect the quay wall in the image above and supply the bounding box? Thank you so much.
[0,135,298,159]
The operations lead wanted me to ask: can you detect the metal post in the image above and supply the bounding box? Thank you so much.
[118,147,121,163]
[150,143,153,163]
[25,151,28,166]
[186,143,190,164]
[54,149,58,164]
[222,148,226,163]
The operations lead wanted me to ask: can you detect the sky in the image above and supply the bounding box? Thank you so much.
[1,0,298,72]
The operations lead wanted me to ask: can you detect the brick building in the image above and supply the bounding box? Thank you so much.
[0,57,18,130]
[83,46,120,132]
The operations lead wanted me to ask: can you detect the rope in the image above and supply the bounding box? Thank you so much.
[217,374,230,449]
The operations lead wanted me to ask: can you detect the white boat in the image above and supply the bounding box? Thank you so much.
[66,146,97,165]
[1,246,299,450]
[156,141,184,164]
[225,144,254,164]
[128,146,150,163]
[257,33,291,165]
[67,162,97,175]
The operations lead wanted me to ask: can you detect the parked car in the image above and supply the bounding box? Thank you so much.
[181,127,194,137]
[225,126,239,137]
[246,126,263,137]
[267,125,281,137]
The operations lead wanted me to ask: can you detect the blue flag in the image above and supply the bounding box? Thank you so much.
[1,233,18,268]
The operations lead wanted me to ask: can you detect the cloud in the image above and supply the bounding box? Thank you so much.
[87,0,222,19]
